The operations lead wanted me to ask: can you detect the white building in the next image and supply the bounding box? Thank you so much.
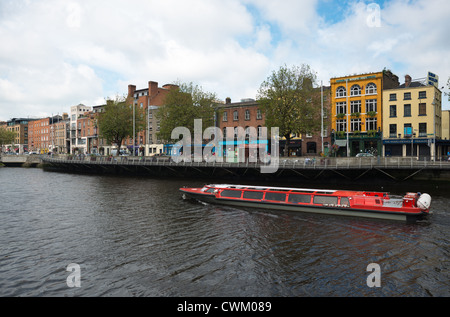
[70,104,92,154]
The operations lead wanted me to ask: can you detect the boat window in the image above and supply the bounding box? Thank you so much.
[313,196,338,205]
[243,191,264,200]
[340,197,350,206]
[264,192,286,202]
[221,190,243,198]
[206,188,215,193]
[288,194,311,204]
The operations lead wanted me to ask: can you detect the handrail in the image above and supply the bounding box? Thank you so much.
[40,156,450,170]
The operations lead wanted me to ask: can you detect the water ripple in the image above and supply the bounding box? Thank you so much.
[1,168,450,296]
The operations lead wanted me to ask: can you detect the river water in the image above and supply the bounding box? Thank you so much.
[0,167,449,297]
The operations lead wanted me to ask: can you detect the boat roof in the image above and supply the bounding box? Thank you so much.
[204,184,393,196]
[206,184,339,194]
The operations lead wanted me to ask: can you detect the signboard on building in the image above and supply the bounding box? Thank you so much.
[428,72,439,87]
[336,75,377,83]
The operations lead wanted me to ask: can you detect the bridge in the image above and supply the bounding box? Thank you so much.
[36,155,450,185]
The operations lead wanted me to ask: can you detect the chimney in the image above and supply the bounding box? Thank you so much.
[405,75,412,88]
[149,81,158,98]
[128,85,136,97]
[226,97,231,104]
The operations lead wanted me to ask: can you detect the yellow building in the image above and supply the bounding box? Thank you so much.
[443,110,450,158]
[442,110,450,140]
[5,118,35,154]
[382,74,444,160]
[330,70,399,156]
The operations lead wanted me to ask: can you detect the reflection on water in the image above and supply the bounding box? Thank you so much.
[0,168,449,296]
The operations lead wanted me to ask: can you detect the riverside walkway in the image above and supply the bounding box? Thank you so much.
[38,155,450,183]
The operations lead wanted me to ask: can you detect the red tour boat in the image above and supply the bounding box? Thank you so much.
[180,184,432,222]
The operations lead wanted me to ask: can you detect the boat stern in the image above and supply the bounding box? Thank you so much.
[417,193,432,212]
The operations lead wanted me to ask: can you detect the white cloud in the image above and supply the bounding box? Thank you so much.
[243,0,320,35]
[0,0,449,121]
[66,2,82,29]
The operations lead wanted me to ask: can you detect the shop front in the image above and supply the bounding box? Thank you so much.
[332,132,382,157]
[279,139,302,157]
[383,138,445,160]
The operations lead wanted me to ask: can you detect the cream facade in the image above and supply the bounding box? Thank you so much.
[442,110,450,158]
[382,75,443,159]
[442,110,450,140]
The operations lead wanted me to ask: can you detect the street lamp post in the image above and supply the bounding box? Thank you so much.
[133,103,135,157]
[346,79,349,157]
[432,97,436,161]
[321,81,324,154]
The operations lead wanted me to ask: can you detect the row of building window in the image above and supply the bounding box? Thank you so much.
[337,102,429,118]
[220,126,328,140]
[389,91,427,101]
[336,83,377,98]
[389,103,427,117]
[30,136,50,141]
[222,126,264,137]
[336,118,378,132]
[336,100,377,114]
[389,123,428,138]
[29,128,50,134]
[337,118,431,138]
[223,109,263,122]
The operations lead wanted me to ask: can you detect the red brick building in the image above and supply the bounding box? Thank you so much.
[52,115,69,154]
[218,98,265,138]
[28,116,65,153]
[127,81,177,155]
[218,87,332,157]
[217,98,266,159]
[77,112,98,154]
[28,118,51,153]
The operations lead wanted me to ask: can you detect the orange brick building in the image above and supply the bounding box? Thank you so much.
[28,118,51,153]
[28,116,65,153]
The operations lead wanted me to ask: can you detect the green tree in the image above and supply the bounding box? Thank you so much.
[157,82,217,142]
[0,126,15,153]
[97,95,145,155]
[257,64,321,157]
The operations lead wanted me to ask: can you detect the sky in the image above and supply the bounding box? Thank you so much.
[0,0,449,121]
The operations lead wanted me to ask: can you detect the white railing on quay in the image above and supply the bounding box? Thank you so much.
[41,155,450,170]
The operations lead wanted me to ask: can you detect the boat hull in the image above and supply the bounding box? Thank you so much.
[180,188,427,222]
